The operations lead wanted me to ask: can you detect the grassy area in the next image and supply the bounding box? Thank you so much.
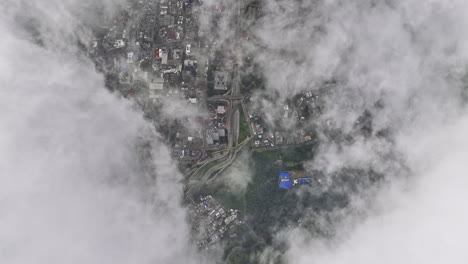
[205,149,224,157]
[196,181,245,211]
[238,106,250,144]
[202,141,367,263]
[205,150,216,157]
[197,144,320,263]
[244,144,319,243]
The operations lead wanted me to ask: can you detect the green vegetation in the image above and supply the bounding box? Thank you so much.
[285,161,298,168]
[223,227,266,264]
[240,57,265,94]
[225,248,250,264]
[196,145,321,263]
[244,144,318,243]
[205,150,216,157]
[196,181,245,211]
[205,149,224,157]
[240,72,264,94]
[238,106,250,144]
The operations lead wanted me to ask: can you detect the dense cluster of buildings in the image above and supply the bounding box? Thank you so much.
[86,0,327,254]
[188,195,242,250]
[204,102,228,148]
[245,91,321,149]
[89,0,200,97]
[88,0,248,168]
[88,0,218,166]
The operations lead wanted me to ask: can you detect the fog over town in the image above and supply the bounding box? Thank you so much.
[1,0,468,263]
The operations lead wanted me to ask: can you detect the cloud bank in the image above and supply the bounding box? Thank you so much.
[0,1,208,263]
[281,116,468,263]
[4,0,468,263]
[246,0,468,263]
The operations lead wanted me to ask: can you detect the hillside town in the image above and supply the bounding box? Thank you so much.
[88,0,321,250]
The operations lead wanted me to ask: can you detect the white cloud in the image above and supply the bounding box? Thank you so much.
[219,151,253,195]
[246,0,468,263]
[0,1,210,263]
[282,115,468,264]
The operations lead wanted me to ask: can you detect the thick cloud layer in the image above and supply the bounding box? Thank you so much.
[0,1,206,263]
[4,0,468,263]
[248,0,468,263]
[281,116,468,263]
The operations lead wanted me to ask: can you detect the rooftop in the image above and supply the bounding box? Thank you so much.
[278,172,292,189]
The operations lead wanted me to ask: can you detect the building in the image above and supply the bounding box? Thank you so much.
[278,172,292,189]
[114,39,125,48]
[217,105,226,115]
[214,71,230,90]
[161,49,169,64]
[282,170,312,188]
[127,52,134,63]
[150,74,164,89]
[149,74,164,99]
[275,132,283,145]
[160,14,175,26]
[218,128,226,137]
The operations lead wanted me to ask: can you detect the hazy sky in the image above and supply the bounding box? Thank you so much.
[249,1,468,263]
[3,0,468,264]
[0,1,208,263]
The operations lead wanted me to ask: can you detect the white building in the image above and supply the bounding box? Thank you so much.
[114,39,125,49]
[217,105,226,114]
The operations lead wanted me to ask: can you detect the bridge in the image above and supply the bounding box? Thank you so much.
[207,95,244,101]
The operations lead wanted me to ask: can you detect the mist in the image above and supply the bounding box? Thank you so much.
[246,0,468,263]
[0,0,208,263]
[4,0,468,263]
[218,151,253,196]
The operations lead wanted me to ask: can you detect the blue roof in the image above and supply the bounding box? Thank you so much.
[298,178,311,184]
[279,172,292,189]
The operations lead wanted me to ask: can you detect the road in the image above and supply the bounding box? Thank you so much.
[207,95,244,101]
[184,0,247,200]
[185,136,252,198]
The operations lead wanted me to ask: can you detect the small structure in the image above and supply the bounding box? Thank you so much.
[160,14,175,26]
[127,52,134,63]
[293,178,312,186]
[161,49,169,64]
[114,39,125,48]
[217,105,226,115]
[218,128,226,137]
[278,172,292,189]
[280,171,313,189]
[214,71,230,90]
[149,74,164,99]
[150,75,164,90]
